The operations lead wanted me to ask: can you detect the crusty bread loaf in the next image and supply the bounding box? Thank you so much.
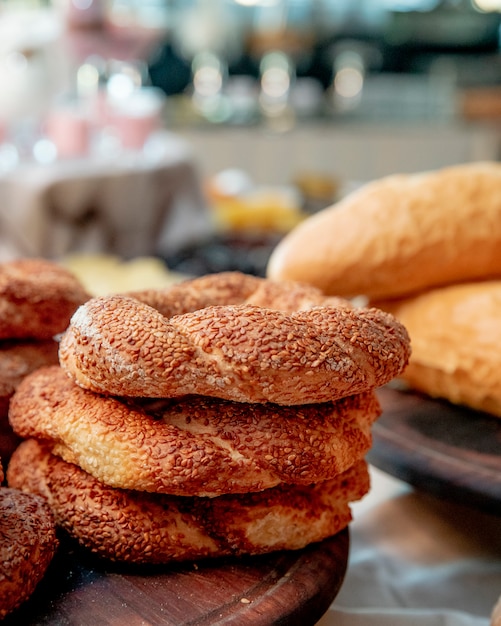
[378,280,501,417]
[267,162,501,300]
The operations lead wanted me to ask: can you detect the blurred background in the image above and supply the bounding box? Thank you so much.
[2,0,501,279]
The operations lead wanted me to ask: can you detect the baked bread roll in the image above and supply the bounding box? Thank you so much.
[378,281,501,417]
[0,339,59,465]
[0,340,59,402]
[0,486,58,619]
[59,295,410,405]
[267,162,501,300]
[9,366,380,497]
[7,439,369,564]
[0,258,90,340]
[128,270,347,316]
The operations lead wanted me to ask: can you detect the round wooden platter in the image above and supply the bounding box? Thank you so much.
[369,386,501,516]
[4,530,349,626]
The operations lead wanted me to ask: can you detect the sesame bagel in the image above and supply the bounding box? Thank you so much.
[0,339,59,466]
[7,439,369,564]
[0,339,59,402]
[9,366,380,497]
[59,294,410,405]
[0,258,90,341]
[0,485,58,619]
[128,270,347,316]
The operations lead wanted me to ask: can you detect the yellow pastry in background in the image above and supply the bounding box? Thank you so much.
[61,254,183,297]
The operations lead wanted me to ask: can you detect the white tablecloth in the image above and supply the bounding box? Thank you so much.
[318,466,501,626]
[0,132,213,262]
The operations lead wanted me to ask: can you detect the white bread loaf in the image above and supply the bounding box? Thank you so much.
[267,162,501,300]
[378,281,501,417]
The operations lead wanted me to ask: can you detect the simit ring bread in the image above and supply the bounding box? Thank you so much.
[267,162,501,300]
[9,366,380,496]
[128,270,347,315]
[59,295,410,405]
[0,340,59,464]
[7,439,370,564]
[378,280,501,418]
[0,484,58,619]
[0,258,88,465]
[0,258,90,340]
[0,340,59,407]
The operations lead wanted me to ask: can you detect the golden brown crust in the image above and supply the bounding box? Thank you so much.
[10,366,379,496]
[59,294,410,405]
[0,485,58,619]
[128,271,348,317]
[0,339,59,400]
[378,281,501,417]
[0,258,90,340]
[7,439,369,564]
[267,162,501,300]
[0,340,60,467]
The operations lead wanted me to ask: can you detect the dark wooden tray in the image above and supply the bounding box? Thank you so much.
[369,386,501,516]
[4,530,349,626]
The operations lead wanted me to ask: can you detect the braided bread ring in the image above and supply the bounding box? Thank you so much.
[59,294,410,405]
[0,340,59,466]
[0,339,59,401]
[128,271,347,316]
[0,258,90,340]
[0,486,57,619]
[10,366,379,496]
[8,439,369,564]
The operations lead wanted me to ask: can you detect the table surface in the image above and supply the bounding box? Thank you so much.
[317,462,501,626]
[369,386,501,516]
[3,530,349,626]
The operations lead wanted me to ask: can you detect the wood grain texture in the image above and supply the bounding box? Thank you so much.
[3,530,349,626]
[369,386,501,516]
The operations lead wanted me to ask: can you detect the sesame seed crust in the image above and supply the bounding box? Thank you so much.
[128,271,347,317]
[7,439,369,564]
[9,366,380,496]
[0,485,58,619]
[59,279,410,405]
[0,258,90,340]
[0,339,59,400]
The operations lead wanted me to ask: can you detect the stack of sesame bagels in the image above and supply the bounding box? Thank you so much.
[0,258,88,619]
[268,161,501,418]
[7,271,410,564]
[0,259,90,465]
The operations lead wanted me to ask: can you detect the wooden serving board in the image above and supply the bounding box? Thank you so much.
[4,530,349,626]
[369,386,501,516]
